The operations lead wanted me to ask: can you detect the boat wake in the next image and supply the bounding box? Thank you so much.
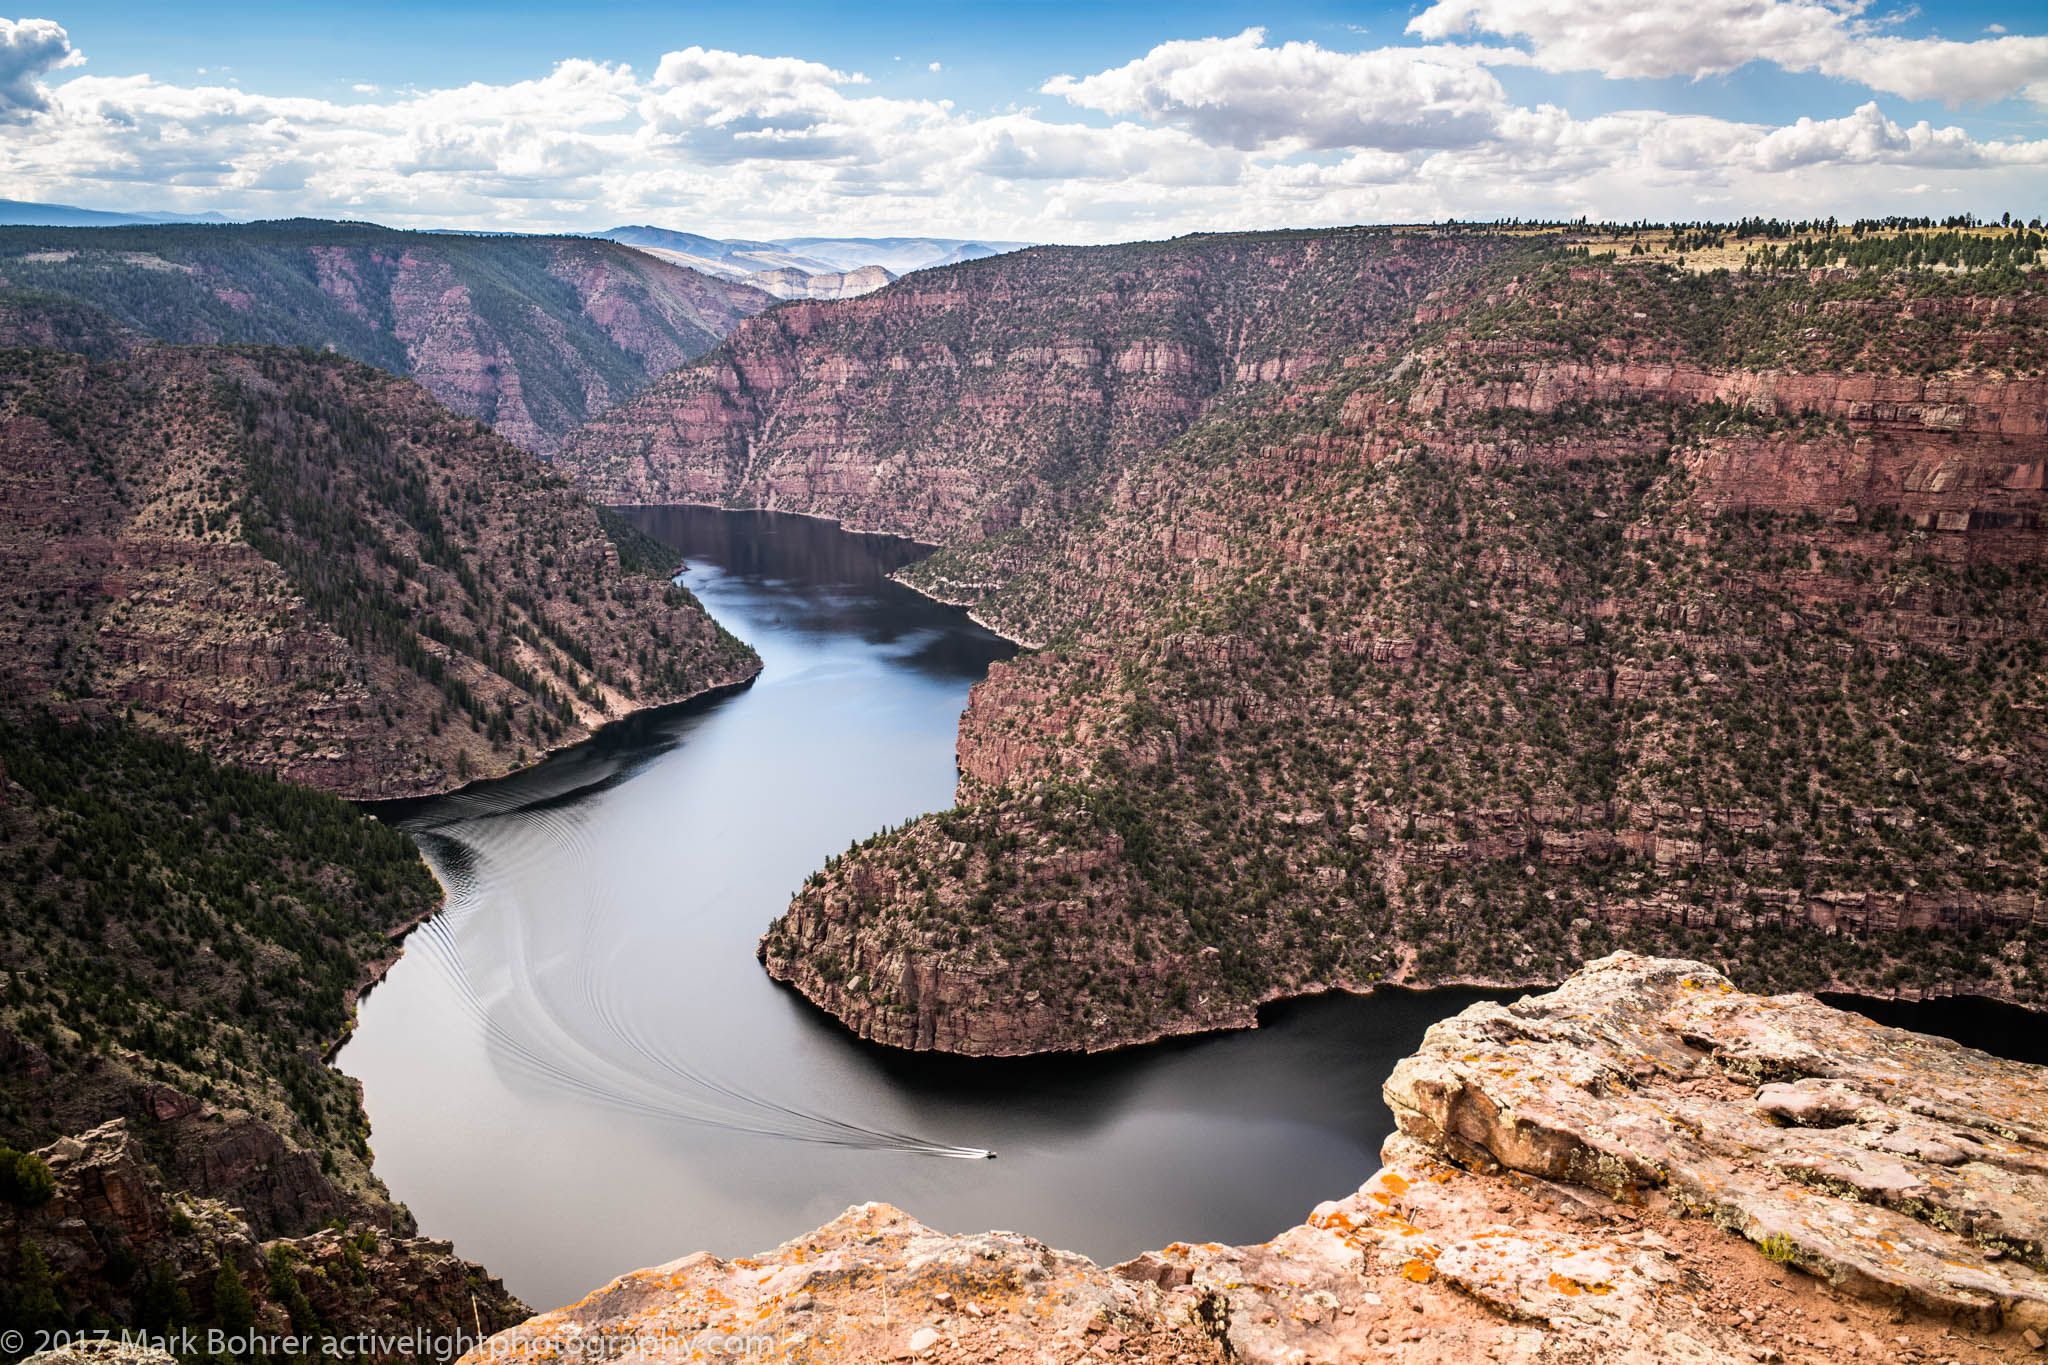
[392,792,990,1162]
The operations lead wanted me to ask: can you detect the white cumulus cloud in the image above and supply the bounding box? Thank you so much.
[0,25,2041,239]
[1750,101,2028,171]
[1408,0,2048,106]
[0,16,80,116]
[1043,29,1512,152]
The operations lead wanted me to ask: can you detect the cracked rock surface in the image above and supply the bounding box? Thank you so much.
[1385,952,2048,1332]
[467,955,2043,1364]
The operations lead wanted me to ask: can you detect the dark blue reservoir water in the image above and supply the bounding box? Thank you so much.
[339,507,1521,1310]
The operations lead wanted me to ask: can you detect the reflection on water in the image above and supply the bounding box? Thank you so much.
[342,507,1517,1312]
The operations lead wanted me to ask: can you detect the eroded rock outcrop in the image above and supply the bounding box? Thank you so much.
[467,957,2044,1363]
[1387,953,2048,1331]
[3,1120,527,1360]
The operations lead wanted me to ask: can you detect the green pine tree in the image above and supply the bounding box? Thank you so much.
[212,1251,256,1333]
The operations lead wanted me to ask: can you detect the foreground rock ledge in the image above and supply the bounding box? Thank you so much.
[467,954,2046,1364]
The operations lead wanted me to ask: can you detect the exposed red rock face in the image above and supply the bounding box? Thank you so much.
[4,1120,526,1359]
[711,239,2048,1055]
[305,241,771,453]
[0,226,773,453]
[557,231,1509,542]
[0,345,759,799]
[1408,352,2048,546]
[471,958,2046,1363]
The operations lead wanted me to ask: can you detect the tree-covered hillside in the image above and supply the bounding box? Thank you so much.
[0,221,772,451]
[0,714,528,1352]
[731,228,2048,1054]
[0,343,760,799]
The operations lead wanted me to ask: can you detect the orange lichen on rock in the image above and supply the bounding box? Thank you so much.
[474,959,2044,1365]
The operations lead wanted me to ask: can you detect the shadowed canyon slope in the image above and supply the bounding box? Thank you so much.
[472,957,2048,1364]
[560,226,2048,1055]
[0,221,773,452]
[0,344,759,800]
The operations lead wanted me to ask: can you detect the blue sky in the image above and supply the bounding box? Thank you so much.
[3,1,2045,239]
[41,0,2030,125]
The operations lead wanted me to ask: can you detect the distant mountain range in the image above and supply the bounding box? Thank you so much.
[774,235,1034,273]
[594,225,1030,299]
[0,197,236,227]
[0,202,1027,302]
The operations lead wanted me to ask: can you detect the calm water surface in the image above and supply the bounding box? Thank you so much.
[1821,993,2048,1066]
[340,507,1514,1311]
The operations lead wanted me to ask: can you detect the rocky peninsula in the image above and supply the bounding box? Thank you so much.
[585,226,2048,1055]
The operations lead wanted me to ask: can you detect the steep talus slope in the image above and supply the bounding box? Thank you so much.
[0,345,759,799]
[733,238,2048,1054]
[471,958,2047,1364]
[558,229,1510,541]
[0,222,773,451]
[0,716,527,1352]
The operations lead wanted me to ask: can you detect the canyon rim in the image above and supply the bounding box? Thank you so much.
[3,0,2048,1359]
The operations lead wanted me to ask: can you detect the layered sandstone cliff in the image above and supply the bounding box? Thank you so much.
[468,957,2047,1364]
[557,230,1510,541]
[0,345,759,799]
[750,242,2047,1055]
